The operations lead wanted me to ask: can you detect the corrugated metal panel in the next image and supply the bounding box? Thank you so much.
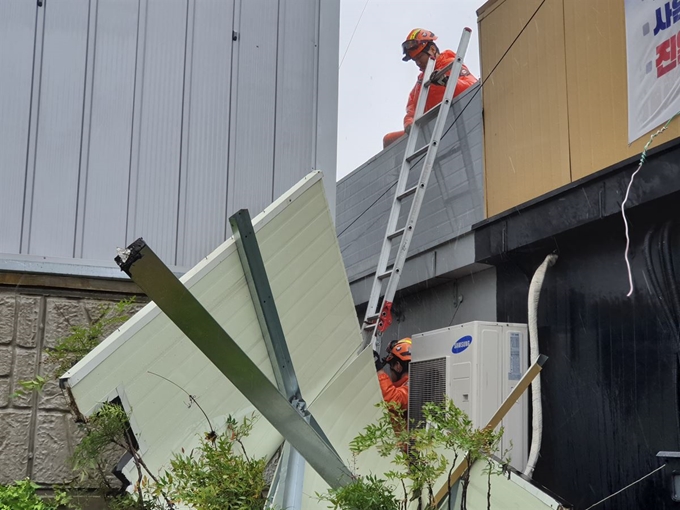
[176,0,234,267]
[27,0,89,257]
[480,0,571,217]
[226,0,278,218]
[126,0,187,264]
[0,0,337,271]
[79,0,139,260]
[301,349,385,510]
[272,0,317,199]
[0,1,35,254]
[64,172,360,478]
[564,0,680,181]
[336,84,484,283]
[448,458,567,509]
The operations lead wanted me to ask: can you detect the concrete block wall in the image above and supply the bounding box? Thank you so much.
[0,279,142,486]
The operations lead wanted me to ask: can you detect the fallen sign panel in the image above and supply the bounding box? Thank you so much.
[61,171,362,482]
[445,458,571,510]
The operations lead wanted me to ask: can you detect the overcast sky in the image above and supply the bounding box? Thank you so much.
[336,0,483,180]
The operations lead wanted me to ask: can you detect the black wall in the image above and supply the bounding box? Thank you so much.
[493,194,680,509]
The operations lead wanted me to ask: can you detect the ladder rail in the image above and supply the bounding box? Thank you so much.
[360,28,473,352]
[380,30,472,310]
[361,58,436,333]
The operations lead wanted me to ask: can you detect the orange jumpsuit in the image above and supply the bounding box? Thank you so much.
[378,371,409,410]
[383,50,478,149]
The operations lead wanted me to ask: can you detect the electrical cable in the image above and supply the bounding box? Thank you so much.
[622,112,680,297]
[339,0,370,70]
[661,221,680,334]
[583,463,666,510]
[337,0,549,240]
[644,221,680,342]
[337,180,398,238]
[644,227,679,340]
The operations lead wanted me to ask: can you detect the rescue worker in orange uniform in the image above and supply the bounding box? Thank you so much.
[383,28,478,149]
[377,338,412,412]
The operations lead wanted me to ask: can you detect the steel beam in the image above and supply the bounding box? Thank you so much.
[229,209,300,400]
[229,209,336,507]
[114,238,352,489]
[229,210,334,449]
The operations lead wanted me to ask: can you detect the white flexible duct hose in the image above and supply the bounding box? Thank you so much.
[523,253,558,479]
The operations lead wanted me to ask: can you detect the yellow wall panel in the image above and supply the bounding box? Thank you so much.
[480,0,571,217]
[564,0,680,181]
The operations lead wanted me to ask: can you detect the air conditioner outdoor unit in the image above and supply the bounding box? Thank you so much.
[408,321,529,472]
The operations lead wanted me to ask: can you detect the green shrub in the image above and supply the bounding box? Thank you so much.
[0,479,57,510]
[318,474,400,510]
[155,416,268,510]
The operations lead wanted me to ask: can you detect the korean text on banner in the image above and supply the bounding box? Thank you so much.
[625,0,680,143]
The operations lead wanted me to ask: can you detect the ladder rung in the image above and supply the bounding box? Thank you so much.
[414,103,441,125]
[377,270,392,280]
[406,144,430,163]
[363,322,376,330]
[397,186,418,201]
[365,313,379,323]
[387,228,405,240]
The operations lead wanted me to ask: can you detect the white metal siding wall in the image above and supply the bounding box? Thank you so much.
[79,0,138,261]
[0,0,338,271]
[0,2,34,254]
[28,0,89,258]
[177,0,234,267]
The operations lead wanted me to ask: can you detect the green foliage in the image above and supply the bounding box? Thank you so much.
[50,298,137,377]
[10,376,47,399]
[0,479,57,510]
[12,298,137,399]
[344,397,505,510]
[155,415,269,510]
[52,488,77,510]
[348,401,447,508]
[71,403,131,479]
[69,400,270,509]
[104,494,161,510]
[421,398,503,465]
[70,402,170,509]
[318,474,400,510]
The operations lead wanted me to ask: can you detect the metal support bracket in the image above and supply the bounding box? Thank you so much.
[229,209,337,450]
[114,238,352,489]
[230,209,301,401]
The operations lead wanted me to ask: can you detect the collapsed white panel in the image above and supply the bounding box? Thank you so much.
[449,459,566,510]
[62,171,362,476]
[301,348,386,509]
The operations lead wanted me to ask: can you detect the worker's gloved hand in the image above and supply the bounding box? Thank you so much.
[374,350,385,371]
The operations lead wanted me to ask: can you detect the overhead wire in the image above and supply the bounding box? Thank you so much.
[337,180,398,239]
[583,463,666,510]
[339,0,370,70]
[337,0,548,241]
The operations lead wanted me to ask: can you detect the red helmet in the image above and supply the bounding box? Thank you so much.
[402,28,438,62]
[385,338,412,363]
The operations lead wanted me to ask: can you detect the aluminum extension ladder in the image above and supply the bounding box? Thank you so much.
[361,27,472,352]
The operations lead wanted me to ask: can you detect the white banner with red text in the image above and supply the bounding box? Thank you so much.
[625,0,680,143]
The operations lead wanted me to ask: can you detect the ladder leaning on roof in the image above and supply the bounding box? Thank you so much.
[360,27,473,353]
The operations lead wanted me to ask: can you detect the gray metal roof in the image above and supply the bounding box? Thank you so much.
[336,84,484,287]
